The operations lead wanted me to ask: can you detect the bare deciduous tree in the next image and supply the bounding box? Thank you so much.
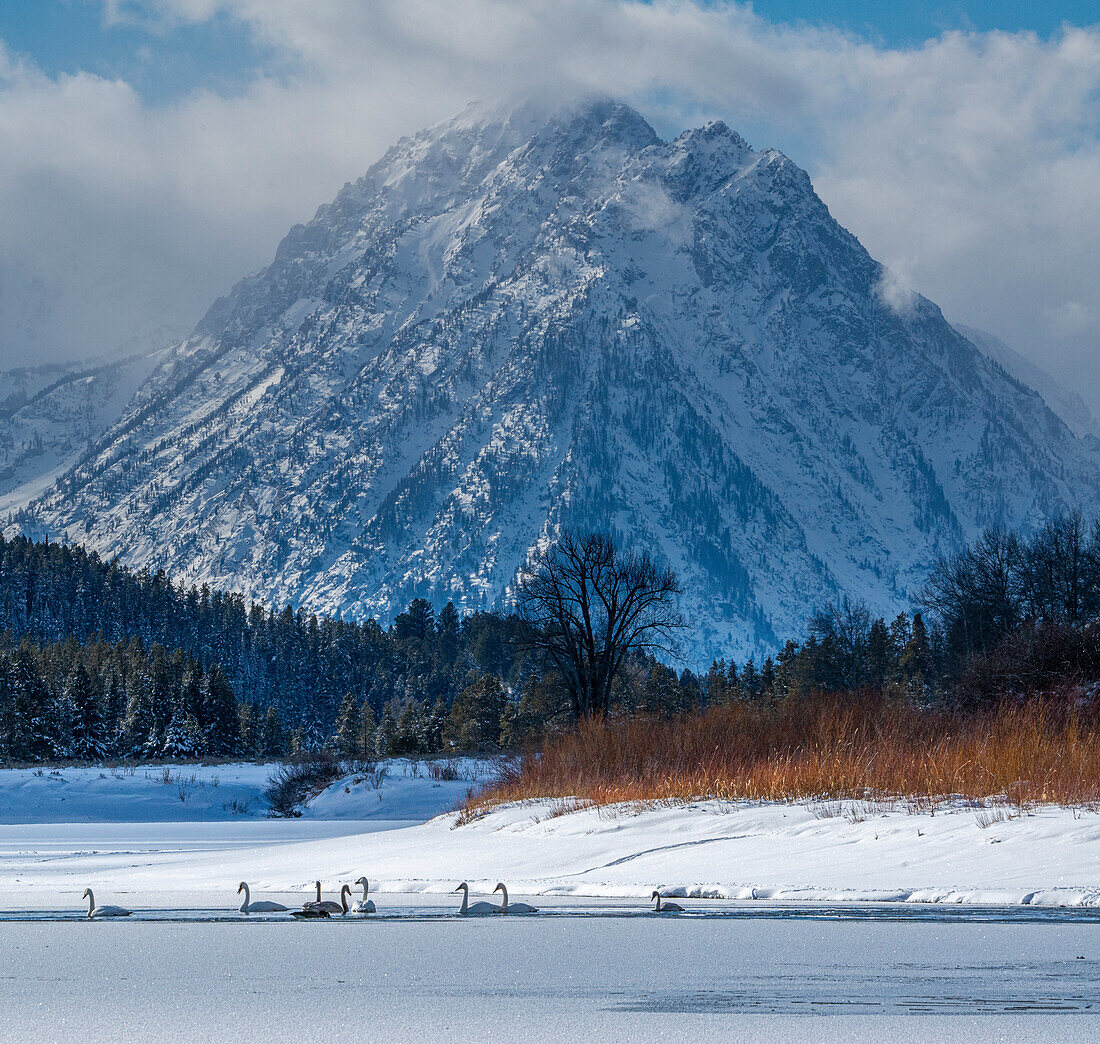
[919,512,1100,665]
[515,531,683,718]
[809,595,873,690]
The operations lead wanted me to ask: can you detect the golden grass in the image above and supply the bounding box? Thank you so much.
[468,694,1100,812]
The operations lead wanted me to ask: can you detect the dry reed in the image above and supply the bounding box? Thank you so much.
[468,694,1100,812]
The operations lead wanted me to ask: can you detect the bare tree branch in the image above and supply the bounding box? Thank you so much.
[514,532,683,717]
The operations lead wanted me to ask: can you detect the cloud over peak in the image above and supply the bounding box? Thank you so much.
[0,1,1096,405]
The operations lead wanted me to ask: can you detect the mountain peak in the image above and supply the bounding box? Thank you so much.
[696,118,748,147]
[558,97,660,149]
[14,103,1100,662]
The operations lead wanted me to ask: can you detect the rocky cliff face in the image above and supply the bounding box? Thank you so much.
[14,100,1100,659]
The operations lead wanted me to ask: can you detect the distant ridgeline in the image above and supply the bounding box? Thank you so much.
[0,534,534,762]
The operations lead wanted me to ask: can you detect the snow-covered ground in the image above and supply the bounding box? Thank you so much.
[0,763,274,823]
[300,757,492,821]
[1,758,1099,909]
[0,758,487,823]
[4,764,1100,1040]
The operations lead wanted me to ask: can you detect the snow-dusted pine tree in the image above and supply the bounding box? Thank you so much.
[10,641,54,761]
[66,660,106,761]
[203,665,240,757]
[260,705,286,759]
[161,705,203,758]
[356,700,376,759]
[334,691,360,757]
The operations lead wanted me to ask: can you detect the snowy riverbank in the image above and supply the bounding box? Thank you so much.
[1,773,1099,908]
[0,758,489,824]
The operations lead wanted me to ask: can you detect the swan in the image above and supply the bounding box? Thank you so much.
[651,891,684,913]
[82,888,131,918]
[494,883,538,914]
[454,882,499,916]
[301,880,343,916]
[237,882,288,914]
[352,877,377,913]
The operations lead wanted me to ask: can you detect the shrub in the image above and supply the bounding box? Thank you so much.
[466,692,1100,812]
[428,759,460,781]
[263,752,343,817]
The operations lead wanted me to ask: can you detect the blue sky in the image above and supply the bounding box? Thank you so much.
[0,1,1095,104]
[0,1,1096,404]
[744,1,1097,44]
[0,2,277,103]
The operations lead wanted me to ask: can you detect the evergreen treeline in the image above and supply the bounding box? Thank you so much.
[3,511,1099,765]
[692,602,933,710]
[0,634,279,762]
[0,534,537,758]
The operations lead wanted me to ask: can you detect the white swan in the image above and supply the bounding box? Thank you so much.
[494,882,538,914]
[651,891,684,913]
[237,882,288,914]
[301,880,342,916]
[454,882,498,915]
[352,877,377,913]
[82,888,131,918]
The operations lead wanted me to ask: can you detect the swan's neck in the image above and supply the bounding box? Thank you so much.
[362,880,369,901]
[499,885,508,911]
[654,894,661,912]
[341,887,349,914]
[86,890,95,915]
[459,884,468,915]
[315,881,322,902]
[239,883,250,912]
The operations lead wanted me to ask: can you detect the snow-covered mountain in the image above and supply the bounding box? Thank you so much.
[0,349,166,514]
[11,100,1100,660]
[952,323,1100,439]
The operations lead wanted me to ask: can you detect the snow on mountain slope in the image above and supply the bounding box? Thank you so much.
[953,323,1100,439]
[0,349,167,515]
[11,100,1100,660]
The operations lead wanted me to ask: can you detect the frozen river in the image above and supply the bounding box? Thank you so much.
[2,785,1100,1041]
[2,909,1098,1042]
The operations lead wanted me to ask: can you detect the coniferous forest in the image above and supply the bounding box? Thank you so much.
[0,533,541,761]
[3,512,1100,764]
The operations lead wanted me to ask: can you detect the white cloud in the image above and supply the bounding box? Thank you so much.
[1047,300,1098,338]
[874,266,917,317]
[0,1,1096,407]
